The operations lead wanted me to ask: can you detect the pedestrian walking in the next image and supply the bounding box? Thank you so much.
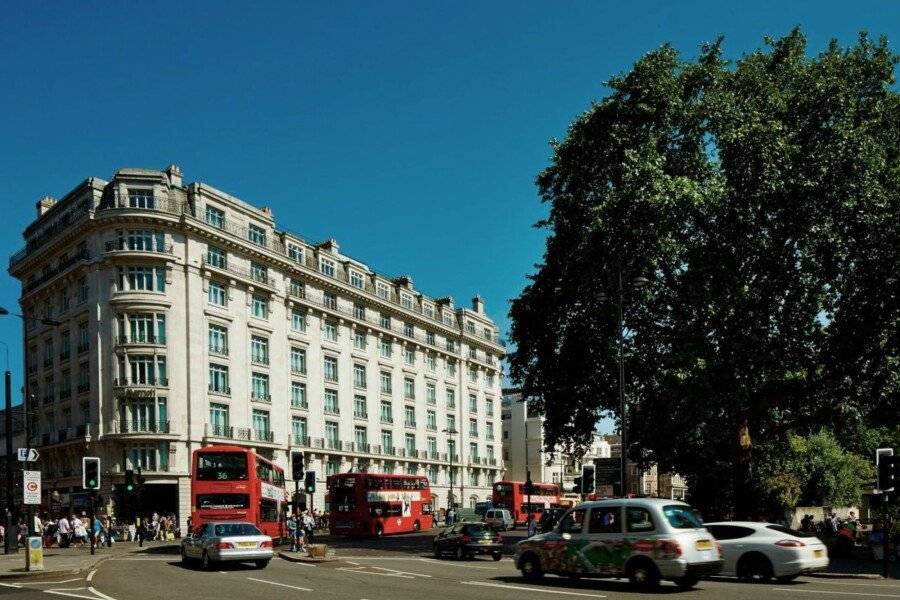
[527,513,538,537]
[303,511,315,544]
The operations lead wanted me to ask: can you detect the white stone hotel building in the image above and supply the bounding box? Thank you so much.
[9,165,505,528]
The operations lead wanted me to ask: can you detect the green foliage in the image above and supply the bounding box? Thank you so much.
[759,430,874,509]
[509,28,900,517]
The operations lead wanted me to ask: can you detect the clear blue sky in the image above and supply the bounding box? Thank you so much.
[0,1,897,405]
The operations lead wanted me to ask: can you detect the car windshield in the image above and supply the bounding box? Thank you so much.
[464,524,490,535]
[213,523,261,537]
[662,505,704,529]
[766,524,817,538]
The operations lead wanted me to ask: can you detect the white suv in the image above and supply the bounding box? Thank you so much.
[484,509,514,531]
[515,498,722,590]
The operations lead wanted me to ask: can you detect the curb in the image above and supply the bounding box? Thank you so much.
[0,553,114,582]
[808,572,886,580]
[277,551,335,564]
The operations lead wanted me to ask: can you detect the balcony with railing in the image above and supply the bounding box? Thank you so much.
[113,377,169,388]
[99,196,184,216]
[104,240,175,255]
[251,393,272,403]
[201,256,275,288]
[23,250,91,295]
[115,420,171,434]
[204,423,274,444]
[116,334,166,347]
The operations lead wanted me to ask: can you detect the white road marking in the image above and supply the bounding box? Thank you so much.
[16,579,81,585]
[419,558,498,570]
[218,571,227,574]
[336,566,414,578]
[775,588,900,598]
[246,577,312,591]
[88,586,119,600]
[0,583,22,589]
[86,569,96,583]
[347,561,360,565]
[802,581,900,588]
[371,566,432,578]
[460,581,607,598]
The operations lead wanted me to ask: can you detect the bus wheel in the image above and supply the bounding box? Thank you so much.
[413,520,421,532]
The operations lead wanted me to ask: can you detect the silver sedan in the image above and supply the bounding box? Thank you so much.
[181,521,274,570]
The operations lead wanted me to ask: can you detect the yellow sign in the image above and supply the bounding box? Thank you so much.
[26,536,43,571]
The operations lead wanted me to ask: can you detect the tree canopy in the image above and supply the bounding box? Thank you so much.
[508,29,900,517]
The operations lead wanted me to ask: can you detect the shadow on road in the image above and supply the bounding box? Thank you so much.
[168,560,268,572]
[489,575,700,595]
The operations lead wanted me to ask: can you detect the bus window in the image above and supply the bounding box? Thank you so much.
[259,499,278,522]
[197,452,248,480]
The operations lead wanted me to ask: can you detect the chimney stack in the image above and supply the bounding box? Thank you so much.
[36,196,56,217]
[472,294,485,314]
[165,164,183,188]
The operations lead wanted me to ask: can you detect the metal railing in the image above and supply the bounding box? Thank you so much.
[117,334,165,345]
[105,240,175,254]
[116,420,171,434]
[201,257,274,287]
[113,377,169,387]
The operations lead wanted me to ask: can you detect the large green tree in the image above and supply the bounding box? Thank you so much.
[509,29,900,518]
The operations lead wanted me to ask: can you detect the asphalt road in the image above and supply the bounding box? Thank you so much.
[0,531,897,600]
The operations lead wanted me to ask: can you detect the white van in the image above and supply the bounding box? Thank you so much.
[484,508,514,531]
[515,498,722,589]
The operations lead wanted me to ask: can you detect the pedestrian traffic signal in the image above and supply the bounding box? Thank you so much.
[125,469,135,493]
[292,451,305,481]
[304,470,316,494]
[877,449,897,493]
[83,457,101,490]
[581,464,596,495]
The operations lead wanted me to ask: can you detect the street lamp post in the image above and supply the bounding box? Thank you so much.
[442,428,459,515]
[601,270,648,498]
[0,341,13,555]
[0,307,62,539]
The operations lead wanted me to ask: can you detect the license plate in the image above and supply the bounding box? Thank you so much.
[695,539,712,550]
[237,542,257,548]
[480,539,491,544]
[814,549,824,558]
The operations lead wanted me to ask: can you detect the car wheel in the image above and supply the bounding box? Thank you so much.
[673,576,700,589]
[201,551,212,571]
[455,546,465,560]
[737,553,773,582]
[255,559,270,569]
[492,552,502,561]
[776,574,799,583]
[520,554,543,581]
[413,520,421,532]
[626,558,661,590]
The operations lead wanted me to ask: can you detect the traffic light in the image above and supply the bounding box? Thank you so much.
[292,451,305,481]
[125,469,135,493]
[572,476,583,493]
[581,464,596,495]
[83,457,101,490]
[304,470,316,494]
[877,450,897,493]
[136,467,146,487]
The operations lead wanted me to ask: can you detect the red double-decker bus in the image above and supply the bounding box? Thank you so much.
[492,480,561,524]
[328,473,434,537]
[190,445,288,540]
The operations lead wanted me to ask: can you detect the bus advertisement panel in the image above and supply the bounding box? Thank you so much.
[328,473,434,536]
[191,444,288,540]
[492,480,561,524]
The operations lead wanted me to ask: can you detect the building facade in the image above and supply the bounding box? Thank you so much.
[9,165,505,528]
[500,388,610,492]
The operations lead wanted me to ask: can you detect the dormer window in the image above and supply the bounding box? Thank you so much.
[423,303,434,319]
[205,206,225,229]
[128,189,155,209]
[376,282,390,300]
[400,293,413,310]
[350,270,364,289]
[443,312,454,326]
[288,243,304,264]
[319,257,336,277]
[248,224,266,246]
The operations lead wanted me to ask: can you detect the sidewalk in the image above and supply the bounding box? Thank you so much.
[0,540,178,580]
[810,557,899,580]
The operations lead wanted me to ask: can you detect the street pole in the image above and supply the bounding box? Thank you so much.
[4,369,13,554]
[884,497,892,580]
[617,265,627,498]
[525,420,531,515]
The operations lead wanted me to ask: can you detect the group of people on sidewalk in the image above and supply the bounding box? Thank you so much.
[286,511,316,552]
[0,509,181,550]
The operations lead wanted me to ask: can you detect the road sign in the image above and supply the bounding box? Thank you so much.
[23,471,41,505]
[594,457,620,486]
[17,448,39,462]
